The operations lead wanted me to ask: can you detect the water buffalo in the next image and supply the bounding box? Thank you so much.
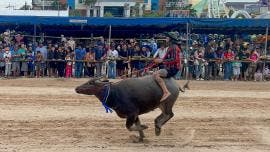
[75,74,189,142]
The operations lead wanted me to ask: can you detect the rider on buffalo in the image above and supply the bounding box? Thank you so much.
[153,31,181,101]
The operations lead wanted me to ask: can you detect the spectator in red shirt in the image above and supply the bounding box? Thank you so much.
[248,48,259,80]
[223,48,234,80]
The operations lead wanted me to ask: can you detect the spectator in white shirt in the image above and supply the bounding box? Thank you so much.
[153,43,167,69]
[3,47,12,78]
[154,43,167,59]
[107,46,119,79]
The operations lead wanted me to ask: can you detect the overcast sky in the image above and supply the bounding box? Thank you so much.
[0,0,32,9]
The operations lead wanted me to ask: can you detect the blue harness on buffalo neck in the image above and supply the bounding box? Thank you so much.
[102,84,113,113]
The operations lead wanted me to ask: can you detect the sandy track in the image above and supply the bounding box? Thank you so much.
[0,78,270,152]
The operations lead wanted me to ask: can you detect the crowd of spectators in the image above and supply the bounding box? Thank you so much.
[186,35,270,81]
[0,30,270,81]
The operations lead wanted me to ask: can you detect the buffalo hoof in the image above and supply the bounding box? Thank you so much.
[138,137,144,142]
[155,126,161,136]
[129,125,148,131]
[130,135,144,143]
[140,125,148,130]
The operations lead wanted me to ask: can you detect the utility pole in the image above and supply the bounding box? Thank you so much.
[43,0,45,10]
[58,0,60,16]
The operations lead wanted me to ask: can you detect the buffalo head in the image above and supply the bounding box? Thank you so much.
[75,76,109,95]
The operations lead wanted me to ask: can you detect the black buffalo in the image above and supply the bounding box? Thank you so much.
[75,75,189,141]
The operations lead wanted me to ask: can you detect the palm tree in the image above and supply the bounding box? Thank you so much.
[133,2,140,17]
[85,0,97,17]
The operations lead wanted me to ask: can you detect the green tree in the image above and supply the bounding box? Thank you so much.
[104,12,113,17]
[69,10,81,17]
[166,0,178,11]
[143,11,163,17]
[236,14,246,18]
[85,0,97,17]
[132,2,141,17]
[228,9,234,17]
[51,0,67,10]
[19,4,31,10]
[182,4,197,17]
[51,0,59,10]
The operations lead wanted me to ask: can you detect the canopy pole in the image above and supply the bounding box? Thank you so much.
[42,0,45,10]
[264,25,268,56]
[90,33,93,46]
[33,24,37,45]
[108,25,111,49]
[185,22,189,80]
[263,25,269,71]
[106,25,112,78]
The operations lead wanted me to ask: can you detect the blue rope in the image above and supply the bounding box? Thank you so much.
[101,85,113,113]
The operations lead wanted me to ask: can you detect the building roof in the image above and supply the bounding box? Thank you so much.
[256,12,270,18]
[225,0,259,2]
[225,2,258,10]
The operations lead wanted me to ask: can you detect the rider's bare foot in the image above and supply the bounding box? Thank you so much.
[161,92,171,101]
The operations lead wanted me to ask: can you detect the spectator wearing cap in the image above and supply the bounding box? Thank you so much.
[153,32,181,101]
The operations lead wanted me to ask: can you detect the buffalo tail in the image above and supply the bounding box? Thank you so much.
[179,80,190,92]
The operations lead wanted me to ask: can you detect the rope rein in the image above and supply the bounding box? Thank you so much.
[101,84,113,113]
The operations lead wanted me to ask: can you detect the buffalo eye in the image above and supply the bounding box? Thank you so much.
[87,81,95,85]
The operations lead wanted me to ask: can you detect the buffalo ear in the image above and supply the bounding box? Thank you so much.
[101,79,109,82]
[90,76,104,82]
[100,76,109,82]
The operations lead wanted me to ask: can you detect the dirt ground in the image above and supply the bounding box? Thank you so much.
[0,78,270,152]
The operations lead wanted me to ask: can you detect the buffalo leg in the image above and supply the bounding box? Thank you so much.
[155,104,174,136]
[135,117,145,141]
[154,113,165,136]
[126,115,136,131]
[126,115,148,131]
